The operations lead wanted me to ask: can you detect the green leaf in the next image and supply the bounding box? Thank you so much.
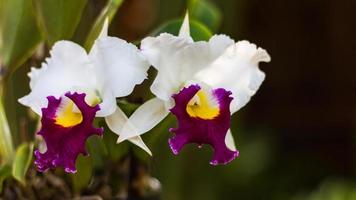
[12,142,34,184]
[117,100,140,116]
[86,135,107,169]
[84,0,124,50]
[0,95,14,165]
[0,165,11,193]
[32,0,88,45]
[70,155,92,193]
[188,0,222,32]
[151,18,213,41]
[102,129,129,162]
[0,0,42,71]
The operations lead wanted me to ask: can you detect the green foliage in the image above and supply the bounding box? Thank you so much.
[0,165,11,193]
[152,18,213,41]
[70,155,93,193]
[0,0,42,71]
[84,0,124,50]
[117,100,140,116]
[188,0,222,32]
[12,142,33,184]
[32,0,88,45]
[102,102,138,162]
[102,129,130,162]
[0,95,14,165]
[292,179,356,200]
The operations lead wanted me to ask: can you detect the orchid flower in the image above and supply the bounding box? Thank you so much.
[18,20,150,173]
[110,14,271,165]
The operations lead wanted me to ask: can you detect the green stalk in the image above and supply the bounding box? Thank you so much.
[84,0,124,50]
[0,93,14,165]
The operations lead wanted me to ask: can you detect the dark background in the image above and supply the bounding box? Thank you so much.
[108,0,356,199]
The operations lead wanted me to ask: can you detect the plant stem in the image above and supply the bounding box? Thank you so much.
[0,94,14,165]
[0,71,15,165]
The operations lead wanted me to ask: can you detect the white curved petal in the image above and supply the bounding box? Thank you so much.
[208,34,235,58]
[195,40,270,113]
[18,41,97,115]
[127,136,152,156]
[28,66,46,89]
[96,87,117,117]
[89,36,150,98]
[105,106,152,155]
[225,129,237,151]
[176,36,234,82]
[141,34,234,101]
[141,33,190,100]
[149,72,178,102]
[141,33,190,69]
[117,98,169,142]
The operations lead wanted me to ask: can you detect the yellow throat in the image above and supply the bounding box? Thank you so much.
[186,89,219,120]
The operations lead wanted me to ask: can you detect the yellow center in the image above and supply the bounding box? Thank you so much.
[186,90,219,120]
[54,92,102,128]
[55,101,83,127]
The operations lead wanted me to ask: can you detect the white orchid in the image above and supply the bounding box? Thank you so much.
[18,19,151,173]
[111,14,271,165]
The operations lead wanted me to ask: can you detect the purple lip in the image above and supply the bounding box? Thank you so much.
[169,84,239,165]
[34,92,103,173]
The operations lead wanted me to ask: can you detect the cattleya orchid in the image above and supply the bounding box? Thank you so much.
[111,14,271,165]
[18,20,151,173]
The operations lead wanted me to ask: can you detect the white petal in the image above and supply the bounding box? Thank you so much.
[89,36,150,98]
[127,136,152,156]
[117,98,169,142]
[178,12,190,38]
[28,66,46,90]
[208,34,235,58]
[141,34,234,101]
[225,129,237,151]
[96,87,117,117]
[195,40,270,113]
[19,41,97,115]
[141,33,190,100]
[105,106,152,155]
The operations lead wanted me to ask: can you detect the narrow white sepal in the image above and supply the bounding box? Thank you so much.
[99,17,109,38]
[105,106,152,156]
[117,98,169,143]
[178,12,190,38]
[127,136,152,156]
[225,129,237,151]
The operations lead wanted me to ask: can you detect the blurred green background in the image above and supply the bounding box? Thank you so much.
[1,0,356,199]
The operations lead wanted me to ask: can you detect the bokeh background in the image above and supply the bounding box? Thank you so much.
[1,0,356,199]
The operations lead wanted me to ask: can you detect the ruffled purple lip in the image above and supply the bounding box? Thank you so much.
[34,92,103,173]
[169,84,239,165]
